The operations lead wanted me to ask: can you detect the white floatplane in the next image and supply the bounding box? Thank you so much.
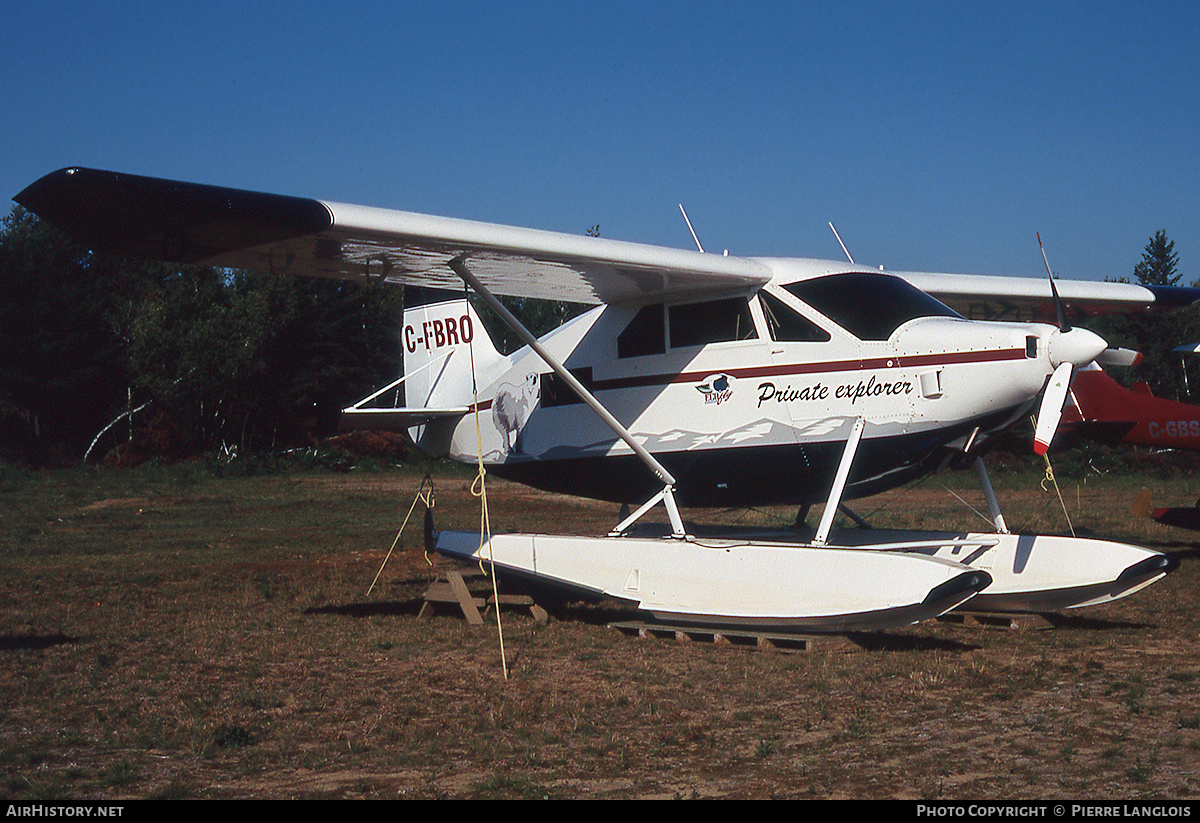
[15,168,1188,631]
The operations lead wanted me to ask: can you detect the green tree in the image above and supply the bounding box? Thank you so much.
[120,268,404,456]
[1090,229,1200,401]
[1,207,406,463]
[0,208,127,462]
[1133,229,1182,286]
[253,276,404,444]
[123,265,295,454]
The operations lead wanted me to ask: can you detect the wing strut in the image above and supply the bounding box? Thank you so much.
[974,456,1010,534]
[813,417,865,546]
[447,255,688,538]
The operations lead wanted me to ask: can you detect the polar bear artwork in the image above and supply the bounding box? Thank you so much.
[492,373,540,454]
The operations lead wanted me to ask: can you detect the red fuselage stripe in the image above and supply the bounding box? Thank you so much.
[596,347,1028,390]
[469,347,1027,410]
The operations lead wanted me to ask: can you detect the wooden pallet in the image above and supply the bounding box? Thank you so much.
[608,620,860,653]
[418,568,548,625]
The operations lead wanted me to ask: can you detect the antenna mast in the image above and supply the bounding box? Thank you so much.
[829,222,855,264]
[678,204,705,253]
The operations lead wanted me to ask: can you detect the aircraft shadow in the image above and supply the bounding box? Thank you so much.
[300,599,1152,650]
[846,632,982,653]
[1030,612,1158,632]
[0,632,80,652]
[304,599,428,618]
[304,594,639,625]
[551,600,987,652]
[1157,545,1200,559]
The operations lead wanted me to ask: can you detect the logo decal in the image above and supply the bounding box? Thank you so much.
[696,373,734,406]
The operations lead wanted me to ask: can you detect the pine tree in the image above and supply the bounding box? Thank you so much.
[1133,229,1181,286]
[1090,229,1200,401]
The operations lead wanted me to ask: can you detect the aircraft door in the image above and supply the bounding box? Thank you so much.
[756,290,846,443]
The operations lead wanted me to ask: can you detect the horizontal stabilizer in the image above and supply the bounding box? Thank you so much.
[338,406,469,432]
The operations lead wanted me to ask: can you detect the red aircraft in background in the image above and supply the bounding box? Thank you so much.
[1060,360,1200,450]
[1060,352,1200,530]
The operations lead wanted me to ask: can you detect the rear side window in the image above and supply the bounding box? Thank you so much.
[618,297,758,357]
[617,304,665,358]
[668,297,757,348]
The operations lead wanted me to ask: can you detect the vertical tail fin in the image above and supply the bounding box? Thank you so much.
[402,286,505,410]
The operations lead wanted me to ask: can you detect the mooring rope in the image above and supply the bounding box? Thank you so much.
[1031,416,1075,537]
[368,474,435,596]
[1040,454,1075,537]
[465,289,509,681]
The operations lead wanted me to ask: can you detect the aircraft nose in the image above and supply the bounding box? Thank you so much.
[1047,326,1107,368]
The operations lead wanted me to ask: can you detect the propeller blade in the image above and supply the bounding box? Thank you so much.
[1038,232,1070,333]
[1034,361,1074,455]
[1096,347,1144,368]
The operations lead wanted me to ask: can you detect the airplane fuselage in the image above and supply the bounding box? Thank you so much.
[412,263,1075,507]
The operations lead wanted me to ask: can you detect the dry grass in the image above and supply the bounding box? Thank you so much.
[2,458,1200,799]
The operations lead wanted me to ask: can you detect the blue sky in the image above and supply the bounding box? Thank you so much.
[5,1,1198,283]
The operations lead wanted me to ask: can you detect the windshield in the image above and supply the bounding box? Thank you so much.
[783,273,962,340]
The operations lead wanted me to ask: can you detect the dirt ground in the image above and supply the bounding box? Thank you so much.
[3,467,1200,799]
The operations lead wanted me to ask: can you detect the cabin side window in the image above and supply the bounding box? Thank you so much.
[618,297,758,357]
[617,304,665,358]
[759,290,831,342]
[668,297,758,349]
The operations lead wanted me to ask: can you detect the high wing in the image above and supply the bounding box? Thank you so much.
[16,167,1200,315]
[14,167,770,305]
[898,270,1200,323]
